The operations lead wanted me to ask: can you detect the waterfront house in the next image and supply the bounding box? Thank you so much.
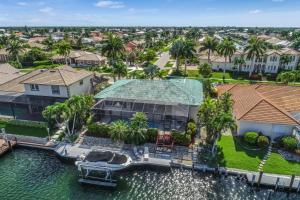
[0,65,95,120]
[217,84,300,140]
[93,79,203,131]
[0,49,10,63]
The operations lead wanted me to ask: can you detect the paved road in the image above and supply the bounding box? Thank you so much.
[155,52,170,69]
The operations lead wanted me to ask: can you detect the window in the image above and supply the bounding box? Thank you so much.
[51,85,60,95]
[79,80,83,85]
[30,84,39,91]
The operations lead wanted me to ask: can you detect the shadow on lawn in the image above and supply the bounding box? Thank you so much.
[232,136,266,160]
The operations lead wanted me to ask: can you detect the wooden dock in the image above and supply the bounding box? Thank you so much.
[0,139,17,157]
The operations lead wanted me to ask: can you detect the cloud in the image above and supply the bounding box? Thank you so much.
[39,7,55,15]
[249,9,262,14]
[95,1,125,9]
[17,2,27,6]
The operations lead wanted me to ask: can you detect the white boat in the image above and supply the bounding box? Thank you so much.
[75,151,132,172]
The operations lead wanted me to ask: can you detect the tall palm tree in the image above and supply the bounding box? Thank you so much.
[55,40,71,65]
[217,37,236,79]
[199,36,219,62]
[127,51,138,67]
[110,120,128,142]
[6,38,25,65]
[244,37,267,77]
[43,36,55,52]
[182,39,196,75]
[112,61,127,81]
[280,54,292,69]
[169,39,185,72]
[101,32,124,66]
[144,64,159,80]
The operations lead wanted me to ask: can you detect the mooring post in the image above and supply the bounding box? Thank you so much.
[257,171,263,187]
[289,175,295,191]
[8,141,12,151]
[275,177,280,190]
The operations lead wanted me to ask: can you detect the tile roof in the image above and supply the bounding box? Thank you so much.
[217,84,300,125]
[21,65,93,86]
[0,63,22,85]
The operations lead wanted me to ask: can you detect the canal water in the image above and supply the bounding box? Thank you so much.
[0,148,299,200]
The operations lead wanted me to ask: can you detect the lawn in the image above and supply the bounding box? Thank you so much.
[217,136,266,172]
[263,153,300,176]
[187,70,201,78]
[211,72,232,79]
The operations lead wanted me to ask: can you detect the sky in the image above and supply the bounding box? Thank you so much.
[0,0,300,27]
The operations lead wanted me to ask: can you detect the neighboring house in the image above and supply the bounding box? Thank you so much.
[0,63,22,84]
[0,65,96,120]
[125,41,138,52]
[217,84,300,140]
[199,48,300,74]
[93,79,203,131]
[52,50,106,67]
[0,49,10,63]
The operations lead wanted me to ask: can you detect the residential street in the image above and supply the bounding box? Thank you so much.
[155,52,170,69]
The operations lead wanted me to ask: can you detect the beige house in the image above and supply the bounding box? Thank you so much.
[0,63,22,84]
[0,49,10,63]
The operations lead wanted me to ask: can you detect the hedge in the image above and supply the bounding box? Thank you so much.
[4,120,48,137]
[257,136,269,148]
[244,132,259,145]
[33,60,52,66]
[172,130,191,146]
[146,128,158,143]
[87,123,111,138]
[281,136,297,151]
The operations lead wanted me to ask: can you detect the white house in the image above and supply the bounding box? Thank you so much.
[217,84,300,140]
[199,48,300,74]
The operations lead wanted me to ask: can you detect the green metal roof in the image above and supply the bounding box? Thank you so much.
[95,79,203,106]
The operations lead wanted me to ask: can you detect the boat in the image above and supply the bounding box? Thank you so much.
[75,151,132,172]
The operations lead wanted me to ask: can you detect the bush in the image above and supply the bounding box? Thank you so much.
[257,136,270,148]
[187,122,197,138]
[172,130,191,146]
[244,132,259,145]
[147,128,158,143]
[87,123,110,138]
[5,119,48,137]
[281,136,298,151]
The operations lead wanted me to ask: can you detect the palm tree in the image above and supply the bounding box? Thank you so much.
[110,120,129,142]
[55,40,71,65]
[217,38,236,80]
[128,112,148,145]
[198,62,212,78]
[6,38,25,65]
[182,40,196,75]
[199,36,219,62]
[0,35,8,48]
[144,64,159,80]
[244,37,267,77]
[112,60,127,80]
[43,36,55,51]
[185,28,202,42]
[127,51,138,67]
[101,32,125,66]
[169,39,185,72]
[233,56,246,72]
[280,54,292,70]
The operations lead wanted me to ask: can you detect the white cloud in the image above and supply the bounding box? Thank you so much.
[249,9,262,14]
[17,2,27,6]
[39,7,55,15]
[95,1,125,9]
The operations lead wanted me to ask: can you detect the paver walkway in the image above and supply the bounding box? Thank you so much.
[155,52,170,69]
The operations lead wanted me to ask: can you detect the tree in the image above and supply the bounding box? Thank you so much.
[185,28,202,41]
[199,36,218,62]
[145,31,153,48]
[233,56,245,72]
[43,36,55,51]
[110,120,129,142]
[127,51,138,66]
[21,47,48,66]
[6,37,25,66]
[277,71,296,84]
[182,39,196,75]
[101,32,124,66]
[244,37,267,77]
[128,112,148,145]
[140,49,156,66]
[169,39,185,72]
[198,93,236,154]
[0,35,8,48]
[144,64,159,80]
[280,54,292,69]
[112,60,127,80]
[198,62,212,78]
[55,40,71,65]
[217,37,236,81]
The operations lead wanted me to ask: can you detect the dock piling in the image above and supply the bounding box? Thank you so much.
[275,177,280,190]
[257,171,263,187]
[289,175,295,191]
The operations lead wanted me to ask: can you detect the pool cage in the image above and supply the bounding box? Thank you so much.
[93,98,191,131]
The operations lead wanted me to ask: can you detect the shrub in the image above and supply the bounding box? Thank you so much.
[33,60,52,66]
[257,136,270,148]
[281,136,298,151]
[172,130,191,146]
[147,128,158,143]
[187,122,197,136]
[244,132,259,145]
[87,123,110,138]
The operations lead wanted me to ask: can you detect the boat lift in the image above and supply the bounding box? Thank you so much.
[77,163,117,187]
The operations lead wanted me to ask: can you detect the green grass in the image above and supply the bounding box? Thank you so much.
[187,70,201,78]
[263,153,300,176]
[160,69,170,77]
[4,124,48,138]
[211,72,232,79]
[164,61,173,68]
[217,136,266,171]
